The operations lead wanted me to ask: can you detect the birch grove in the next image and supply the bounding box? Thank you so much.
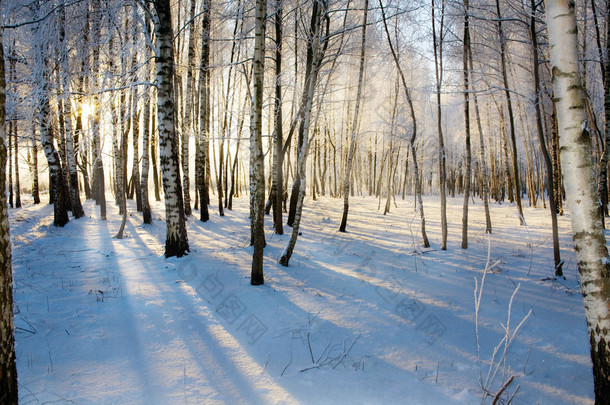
[0,0,609,401]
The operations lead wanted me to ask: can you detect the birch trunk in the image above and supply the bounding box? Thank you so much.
[250,0,267,284]
[530,0,561,275]
[141,82,153,224]
[546,1,610,400]
[339,0,368,233]
[432,0,447,249]
[469,48,491,233]
[496,0,524,225]
[271,0,284,235]
[154,0,189,257]
[181,0,198,217]
[59,4,84,219]
[197,0,211,222]
[280,0,325,266]
[379,0,429,248]
[12,122,20,208]
[0,22,18,403]
[461,0,472,249]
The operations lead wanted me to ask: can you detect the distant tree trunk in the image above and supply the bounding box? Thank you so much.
[280,0,326,266]
[495,0,524,225]
[141,84,153,224]
[130,9,143,213]
[546,1,610,401]
[432,0,447,249]
[37,28,70,230]
[59,4,84,219]
[591,0,609,224]
[154,0,189,257]
[30,135,40,204]
[150,110,162,202]
[182,0,198,218]
[89,0,105,220]
[74,102,92,200]
[339,0,368,233]
[530,0,561,275]
[468,49,491,233]
[461,0,472,249]
[197,0,211,223]
[271,0,284,235]
[379,0,429,248]
[250,0,266,284]
[0,23,18,403]
[11,122,21,208]
[7,120,12,209]
[550,101,563,215]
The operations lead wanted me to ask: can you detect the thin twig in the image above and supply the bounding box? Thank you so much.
[491,375,514,405]
[307,332,315,363]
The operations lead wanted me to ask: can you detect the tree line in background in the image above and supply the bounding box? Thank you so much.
[0,0,609,403]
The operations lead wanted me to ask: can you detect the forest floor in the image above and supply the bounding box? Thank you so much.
[9,192,594,404]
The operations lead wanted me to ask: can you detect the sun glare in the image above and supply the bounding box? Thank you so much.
[81,102,94,122]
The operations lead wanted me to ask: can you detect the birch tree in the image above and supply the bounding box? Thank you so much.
[379,0,429,248]
[530,0,561,275]
[250,0,266,284]
[339,0,368,233]
[546,0,610,400]
[37,36,70,226]
[280,0,326,266]
[432,0,447,249]
[197,0,211,223]
[270,0,284,235]
[153,0,189,257]
[461,0,472,249]
[58,3,84,219]
[0,16,18,402]
[495,0,524,225]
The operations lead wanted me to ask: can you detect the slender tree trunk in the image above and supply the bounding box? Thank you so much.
[590,0,609,225]
[461,0,472,249]
[181,0,198,218]
[432,0,447,249]
[271,0,284,234]
[12,122,20,208]
[286,0,331,227]
[546,1,610,401]
[0,22,18,403]
[130,9,143,213]
[280,0,326,266]
[197,0,211,222]
[7,120,12,209]
[141,82,153,224]
[89,0,106,220]
[154,0,189,257]
[59,4,84,219]
[469,53,491,233]
[37,13,70,227]
[380,0,429,248]
[31,134,40,204]
[530,0,561,275]
[339,0,368,232]
[550,100,563,215]
[250,0,266,284]
[496,0,524,225]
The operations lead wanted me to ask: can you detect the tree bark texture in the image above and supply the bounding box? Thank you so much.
[546,1,610,401]
[154,0,190,257]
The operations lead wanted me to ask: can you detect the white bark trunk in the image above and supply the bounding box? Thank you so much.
[154,0,189,257]
[250,0,266,284]
[546,0,610,400]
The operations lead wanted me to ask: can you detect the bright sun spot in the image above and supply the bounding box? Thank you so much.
[81,102,94,122]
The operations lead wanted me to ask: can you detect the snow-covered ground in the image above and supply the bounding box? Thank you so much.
[10,193,594,404]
